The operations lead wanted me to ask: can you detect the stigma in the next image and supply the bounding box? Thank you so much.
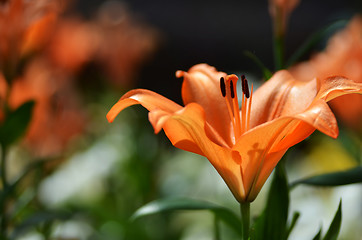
[220,74,253,142]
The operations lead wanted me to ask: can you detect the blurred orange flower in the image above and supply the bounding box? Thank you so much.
[0,0,158,157]
[45,1,158,86]
[0,0,85,157]
[46,17,100,74]
[107,64,362,202]
[0,58,85,156]
[0,0,61,75]
[94,1,158,87]
[290,16,362,130]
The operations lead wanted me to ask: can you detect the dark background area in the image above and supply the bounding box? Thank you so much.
[74,0,361,104]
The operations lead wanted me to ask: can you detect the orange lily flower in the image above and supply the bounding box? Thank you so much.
[107,64,362,202]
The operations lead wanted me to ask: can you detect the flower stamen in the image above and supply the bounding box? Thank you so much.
[220,77,237,135]
[220,74,253,142]
[241,75,252,132]
[220,77,226,97]
[247,84,253,131]
[242,75,250,98]
[228,75,242,138]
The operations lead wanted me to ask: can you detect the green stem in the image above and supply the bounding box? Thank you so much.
[272,8,286,70]
[1,145,8,189]
[240,202,250,240]
[0,145,8,239]
[273,34,285,70]
[214,215,221,240]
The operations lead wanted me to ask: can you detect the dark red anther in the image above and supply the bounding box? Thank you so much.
[230,80,235,98]
[220,77,226,97]
[241,75,250,98]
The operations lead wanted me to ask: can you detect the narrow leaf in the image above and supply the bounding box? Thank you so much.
[11,210,71,238]
[290,167,362,188]
[286,211,300,239]
[244,51,273,80]
[0,100,35,147]
[322,200,342,240]
[131,198,241,236]
[312,228,322,240]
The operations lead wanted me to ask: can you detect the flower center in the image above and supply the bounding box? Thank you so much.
[220,74,253,141]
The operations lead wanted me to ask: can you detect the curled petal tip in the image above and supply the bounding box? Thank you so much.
[330,126,339,139]
[106,114,113,123]
[106,106,119,123]
[176,70,184,78]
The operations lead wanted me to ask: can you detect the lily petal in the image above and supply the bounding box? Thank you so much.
[106,89,182,125]
[250,70,318,128]
[316,76,362,102]
[247,150,287,202]
[177,64,233,146]
[269,75,362,152]
[162,103,246,202]
[233,116,294,201]
[148,109,173,134]
[243,101,339,201]
[232,100,337,200]
[271,99,338,152]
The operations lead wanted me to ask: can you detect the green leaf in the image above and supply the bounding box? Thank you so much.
[0,100,35,147]
[11,210,71,239]
[286,20,348,67]
[322,200,342,240]
[243,51,273,80]
[290,166,362,188]
[286,211,300,239]
[131,198,242,236]
[312,228,322,240]
[252,162,289,240]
